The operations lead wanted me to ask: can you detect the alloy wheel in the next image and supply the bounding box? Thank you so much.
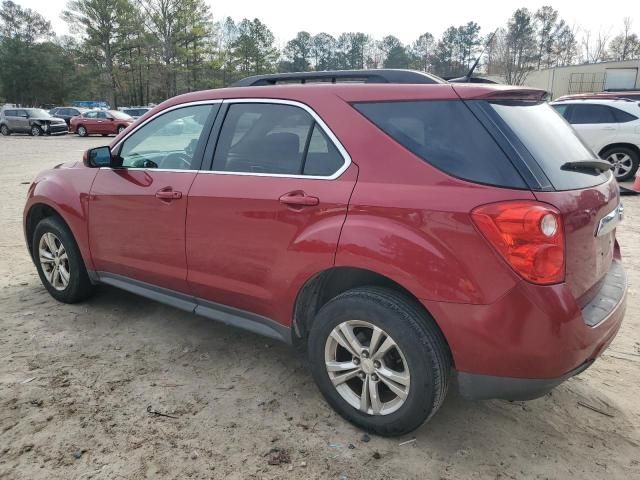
[0,125,9,136]
[606,152,633,179]
[324,320,410,416]
[38,232,70,291]
[78,126,87,136]
[31,126,41,136]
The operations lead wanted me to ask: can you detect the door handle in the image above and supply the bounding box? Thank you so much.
[279,191,319,207]
[155,188,182,200]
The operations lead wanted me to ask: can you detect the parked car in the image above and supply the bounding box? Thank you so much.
[70,110,134,137]
[121,107,151,119]
[0,108,67,136]
[555,91,640,102]
[49,107,89,128]
[551,99,640,181]
[23,70,627,436]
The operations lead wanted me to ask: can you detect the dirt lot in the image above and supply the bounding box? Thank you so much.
[1,135,639,480]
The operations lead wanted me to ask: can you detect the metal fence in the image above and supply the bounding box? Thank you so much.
[568,72,606,94]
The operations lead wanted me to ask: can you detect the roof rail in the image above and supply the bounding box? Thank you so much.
[232,69,446,87]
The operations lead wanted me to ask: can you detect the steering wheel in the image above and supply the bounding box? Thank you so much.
[161,152,192,169]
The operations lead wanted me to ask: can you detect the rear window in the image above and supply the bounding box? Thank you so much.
[354,101,526,188]
[490,102,608,190]
[611,107,637,123]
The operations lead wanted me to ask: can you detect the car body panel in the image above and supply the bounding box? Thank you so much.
[88,168,198,293]
[186,165,358,325]
[23,162,99,270]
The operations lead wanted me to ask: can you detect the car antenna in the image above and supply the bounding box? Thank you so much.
[462,29,498,83]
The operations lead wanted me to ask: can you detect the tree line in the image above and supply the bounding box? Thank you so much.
[0,0,638,107]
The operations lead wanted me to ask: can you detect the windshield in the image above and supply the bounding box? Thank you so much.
[111,111,132,120]
[26,109,52,118]
[489,101,609,190]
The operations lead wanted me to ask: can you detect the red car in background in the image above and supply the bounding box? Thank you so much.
[23,70,627,436]
[70,110,134,137]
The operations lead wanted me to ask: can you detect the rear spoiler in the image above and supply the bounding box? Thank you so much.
[452,85,550,102]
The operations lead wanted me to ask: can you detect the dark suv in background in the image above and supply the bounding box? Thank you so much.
[49,107,88,128]
[0,108,67,136]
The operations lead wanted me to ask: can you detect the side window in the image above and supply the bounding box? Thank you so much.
[118,104,216,170]
[551,104,569,118]
[97,111,108,119]
[85,111,98,119]
[303,124,345,176]
[354,100,526,188]
[611,107,637,123]
[212,103,345,176]
[569,104,615,124]
[4,110,15,116]
[213,103,312,175]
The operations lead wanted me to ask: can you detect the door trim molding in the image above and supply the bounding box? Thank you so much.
[94,271,292,344]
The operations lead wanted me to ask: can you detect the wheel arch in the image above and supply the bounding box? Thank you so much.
[292,266,453,365]
[598,142,640,158]
[25,203,70,259]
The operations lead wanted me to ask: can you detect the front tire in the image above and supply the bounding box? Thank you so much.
[77,125,88,137]
[30,125,42,137]
[602,146,639,182]
[0,124,10,136]
[117,125,126,134]
[307,287,450,436]
[32,216,95,303]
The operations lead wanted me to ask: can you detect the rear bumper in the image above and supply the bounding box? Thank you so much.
[422,259,626,400]
[457,360,594,401]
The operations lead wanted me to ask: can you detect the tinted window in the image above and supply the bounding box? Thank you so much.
[569,104,615,124]
[213,103,344,176]
[303,124,344,176]
[4,110,15,116]
[118,104,216,170]
[551,104,569,118]
[490,102,607,190]
[354,100,525,188]
[611,107,637,123]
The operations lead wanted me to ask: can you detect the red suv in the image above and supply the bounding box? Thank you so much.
[23,70,627,436]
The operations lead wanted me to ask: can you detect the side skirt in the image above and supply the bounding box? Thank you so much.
[94,271,292,344]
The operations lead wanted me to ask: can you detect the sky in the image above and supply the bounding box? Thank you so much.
[13,0,635,46]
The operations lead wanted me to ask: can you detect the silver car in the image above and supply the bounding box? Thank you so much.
[0,108,68,136]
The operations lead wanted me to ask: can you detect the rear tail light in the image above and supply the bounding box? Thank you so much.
[471,201,565,285]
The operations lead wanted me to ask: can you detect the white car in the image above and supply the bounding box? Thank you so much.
[551,99,640,181]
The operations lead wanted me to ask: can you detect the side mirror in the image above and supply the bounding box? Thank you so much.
[83,146,112,168]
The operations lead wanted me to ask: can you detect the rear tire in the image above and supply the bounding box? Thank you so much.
[32,216,95,303]
[601,146,639,182]
[307,286,450,436]
[77,125,88,137]
[0,124,10,136]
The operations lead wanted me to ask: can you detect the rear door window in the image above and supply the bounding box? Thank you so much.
[354,100,526,188]
[569,104,615,124]
[212,102,346,177]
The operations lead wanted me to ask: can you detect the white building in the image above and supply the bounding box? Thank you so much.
[521,59,640,99]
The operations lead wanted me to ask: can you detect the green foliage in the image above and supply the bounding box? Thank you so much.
[0,2,636,104]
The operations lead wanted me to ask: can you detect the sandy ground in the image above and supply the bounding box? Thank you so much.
[0,135,639,480]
